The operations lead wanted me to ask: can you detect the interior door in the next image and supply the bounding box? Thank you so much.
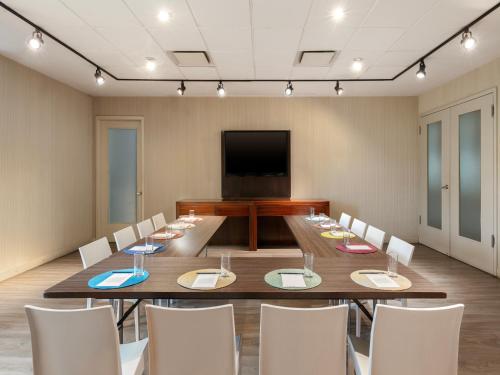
[419,109,450,255]
[96,117,143,240]
[449,94,496,274]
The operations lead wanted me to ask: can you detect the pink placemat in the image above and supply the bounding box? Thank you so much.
[336,243,377,254]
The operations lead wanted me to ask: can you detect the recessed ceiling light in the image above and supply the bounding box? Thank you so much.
[331,7,345,22]
[157,9,171,23]
[145,57,157,71]
[28,29,44,50]
[351,58,363,72]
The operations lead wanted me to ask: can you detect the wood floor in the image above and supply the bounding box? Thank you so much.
[1,244,500,374]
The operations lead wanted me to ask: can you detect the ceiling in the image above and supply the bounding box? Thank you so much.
[1,0,500,97]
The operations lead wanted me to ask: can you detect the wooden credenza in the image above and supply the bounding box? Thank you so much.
[176,199,329,251]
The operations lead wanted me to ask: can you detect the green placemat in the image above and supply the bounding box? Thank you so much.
[264,268,322,290]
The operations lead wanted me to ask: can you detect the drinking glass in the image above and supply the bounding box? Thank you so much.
[220,254,231,277]
[189,209,195,219]
[145,235,155,254]
[304,253,314,278]
[309,207,315,219]
[133,253,145,276]
[343,229,351,245]
[387,252,398,277]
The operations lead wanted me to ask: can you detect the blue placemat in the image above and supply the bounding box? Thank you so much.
[122,242,166,255]
[88,268,149,290]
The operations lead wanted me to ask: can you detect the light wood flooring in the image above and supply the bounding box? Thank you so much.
[1,245,500,374]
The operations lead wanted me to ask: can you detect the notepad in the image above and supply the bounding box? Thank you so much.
[366,274,399,288]
[129,244,161,252]
[192,274,219,289]
[281,274,307,288]
[152,232,175,239]
[97,273,133,287]
[346,245,372,251]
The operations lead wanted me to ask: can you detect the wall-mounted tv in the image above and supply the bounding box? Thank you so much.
[221,130,291,198]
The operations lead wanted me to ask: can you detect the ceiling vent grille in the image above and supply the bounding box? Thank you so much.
[297,50,337,66]
[170,51,212,67]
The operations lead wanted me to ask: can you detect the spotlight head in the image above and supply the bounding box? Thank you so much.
[145,57,156,71]
[94,68,105,86]
[177,81,186,96]
[461,28,476,51]
[217,81,225,97]
[416,60,426,80]
[284,81,294,96]
[28,30,44,50]
[335,81,344,96]
[351,58,363,72]
[157,9,171,22]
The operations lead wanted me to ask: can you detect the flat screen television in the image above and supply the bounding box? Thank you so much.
[221,130,290,198]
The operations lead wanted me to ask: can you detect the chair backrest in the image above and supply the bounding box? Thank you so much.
[25,305,121,375]
[137,219,154,239]
[78,237,112,269]
[364,225,386,250]
[339,212,352,229]
[113,226,137,251]
[386,236,415,266]
[145,304,237,375]
[351,218,367,238]
[369,304,464,375]
[259,304,348,375]
[152,213,167,230]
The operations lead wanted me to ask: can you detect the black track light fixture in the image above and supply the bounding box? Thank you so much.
[284,81,294,96]
[28,29,44,50]
[94,68,105,86]
[416,60,426,80]
[177,80,186,96]
[335,81,344,96]
[460,27,477,50]
[217,81,225,97]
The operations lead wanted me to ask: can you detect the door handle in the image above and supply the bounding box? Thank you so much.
[441,185,449,190]
[136,192,143,196]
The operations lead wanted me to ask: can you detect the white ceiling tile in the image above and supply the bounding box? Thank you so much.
[374,50,423,67]
[253,49,297,68]
[149,25,206,51]
[362,0,439,28]
[179,66,220,79]
[61,0,138,28]
[255,65,292,79]
[291,66,330,79]
[252,0,313,28]
[187,0,250,27]
[346,28,405,51]
[124,0,199,29]
[253,28,303,52]
[361,66,404,79]
[306,0,376,28]
[200,27,252,51]
[299,25,355,50]
[211,50,254,79]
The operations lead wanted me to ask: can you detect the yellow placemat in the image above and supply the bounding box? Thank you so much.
[177,268,236,290]
[321,231,356,239]
[350,269,412,291]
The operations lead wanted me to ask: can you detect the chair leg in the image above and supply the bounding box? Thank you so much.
[134,303,140,341]
[355,305,361,337]
[86,298,92,309]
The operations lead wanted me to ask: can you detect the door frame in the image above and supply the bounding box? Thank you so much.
[95,116,144,240]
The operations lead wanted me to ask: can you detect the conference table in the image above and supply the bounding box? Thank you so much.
[44,215,446,340]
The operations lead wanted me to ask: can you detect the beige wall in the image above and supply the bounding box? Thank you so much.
[0,55,94,281]
[94,96,419,242]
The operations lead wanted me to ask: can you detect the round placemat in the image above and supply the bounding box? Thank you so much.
[152,230,184,240]
[314,223,342,230]
[264,268,322,290]
[177,268,236,290]
[350,269,412,291]
[88,269,149,290]
[123,242,166,255]
[168,222,196,230]
[178,216,203,222]
[321,230,356,239]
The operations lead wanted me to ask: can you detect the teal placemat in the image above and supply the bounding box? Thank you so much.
[88,268,149,290]
[264,268,322,290]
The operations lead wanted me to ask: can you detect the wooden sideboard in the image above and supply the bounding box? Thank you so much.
[176,199,329,251]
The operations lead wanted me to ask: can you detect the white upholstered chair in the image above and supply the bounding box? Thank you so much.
[152,213,167,230]
[145,304,239,375]
[339,212,352,229]
[259,304,348,375]
[78,237,141,341]
[114,226,137,251]
[25,305,148,375]
[364,225,386,250]
[351,218,367,238]
[386,236,415,267]
[136,219,154,239]
[348,304,464,375]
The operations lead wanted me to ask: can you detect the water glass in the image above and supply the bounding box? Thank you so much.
[304,253,314,278]
[309,207,315,219]
[330,219,337,230]
[343,229,351,245]
[133,253,145,276]
[145,235,155,253]
[387,252,398,277]
[220,254,231,277]
[189,209,195,218]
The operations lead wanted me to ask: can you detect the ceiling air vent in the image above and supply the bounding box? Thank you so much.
[297,50,337,66]
[170,51,212,67]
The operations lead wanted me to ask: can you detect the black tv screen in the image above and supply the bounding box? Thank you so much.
[223,131,290,177]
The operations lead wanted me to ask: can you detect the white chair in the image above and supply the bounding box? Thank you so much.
[114,226,137,251]
[259,304,348,375]
[79,237,141,341]
[152,213,167,230]
[339,212,352,229]
[145,304,239,375]
[364,225,386,250]
[386,236,415,267]
[25,305,148,375]
[349,304,464,375]
[351,218,367,238]
[136,219,154,239]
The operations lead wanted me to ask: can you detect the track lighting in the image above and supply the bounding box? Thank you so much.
[177,81,186,96]
[335,81,344,96]
[94,68,105,86]
[157,9,171,23]
[416,60,426,79]
[28,29,44,50]
[461,28,476,51]
[217,81,225,97]
[284,81,294,96]
[145,58,156,71]
[351,58,363,72]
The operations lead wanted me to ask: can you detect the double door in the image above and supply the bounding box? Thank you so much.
[419,93,496,275]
